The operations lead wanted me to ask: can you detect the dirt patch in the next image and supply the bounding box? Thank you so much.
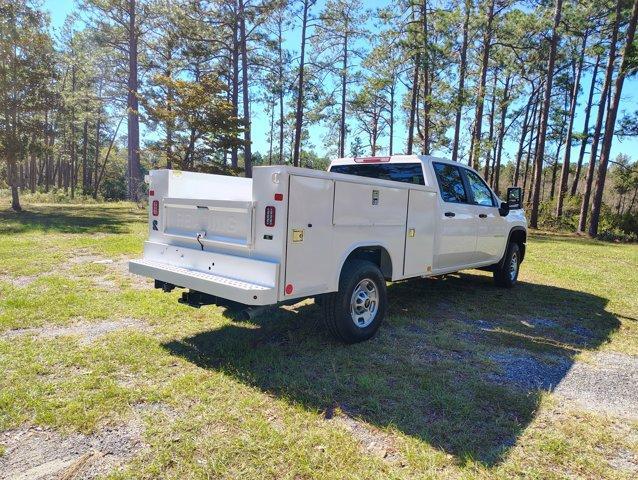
[0,318,148,344]
[65,252,107,266]
[63,253,151,290]
[324,404,401,462]
[0,403,177,480]
[112,258,152,290]
[554,352,638,420]
[607,447,638,475]
[90,275,119,291]
[0,274,38,287]
[0,423,143,480]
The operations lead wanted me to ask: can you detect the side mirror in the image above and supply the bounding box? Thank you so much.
[507,187,523,209]
[499,201,510,217]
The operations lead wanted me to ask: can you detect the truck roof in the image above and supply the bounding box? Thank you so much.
[329,154,455,168]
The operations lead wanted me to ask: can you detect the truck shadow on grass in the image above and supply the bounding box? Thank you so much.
[162,272,619,466]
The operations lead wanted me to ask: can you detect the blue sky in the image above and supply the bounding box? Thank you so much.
[44,0,637,165]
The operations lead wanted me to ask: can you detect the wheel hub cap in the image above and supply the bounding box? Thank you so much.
[350,279,378,328]
[510,253,518,281]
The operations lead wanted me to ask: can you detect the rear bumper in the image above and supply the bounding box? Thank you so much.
[129,241,279,306]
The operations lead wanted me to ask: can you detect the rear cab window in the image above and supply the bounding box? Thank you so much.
[329,163,425,186]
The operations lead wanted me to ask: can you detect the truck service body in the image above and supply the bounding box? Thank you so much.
[130,155,526,342]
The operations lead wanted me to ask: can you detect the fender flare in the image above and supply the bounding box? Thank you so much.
[333,242,395,290]
[497,226,527,268]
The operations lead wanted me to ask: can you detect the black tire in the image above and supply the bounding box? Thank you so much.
[494,242,520,288]
[322,260,387,344]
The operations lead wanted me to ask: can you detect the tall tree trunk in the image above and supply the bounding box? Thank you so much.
[529,0,562,229]
[238,0,252,177]
[277,18,284,164]
[514,87,534,186]
[9,154,21,211]
[29,133,36,194]
[589,0,638,236]
[493,75,510,195]
[483,70,498,180]
[231,10,239,168]
[469,0,495,170]
[45,110,51,192]
[452,0,471,163]
[388,80,395,155]
[578,2,621,232]
[127,0,141,201]
[571,54,601,196]
[406,57,419,154]
[56,156,62,189]
[556,32,588,216]
[550,90,569,200]
[526,89,543,204]
[268,99,275,165]
[420,0,430,155]
[8,42,21,210]
[70,64,76,199]
[93,114,101,198]
[292,0,310,167]
[165,64,174,169]
[82,119,88,192]
[338,26,348,158]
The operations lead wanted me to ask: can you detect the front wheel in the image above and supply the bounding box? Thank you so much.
[494,242,520,288]
[322,260,387,344]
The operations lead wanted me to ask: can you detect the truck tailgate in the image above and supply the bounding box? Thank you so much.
[162,198,254,248]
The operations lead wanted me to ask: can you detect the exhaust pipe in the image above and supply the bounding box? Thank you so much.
[239,306,273,321]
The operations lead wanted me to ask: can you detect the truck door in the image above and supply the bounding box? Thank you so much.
[403,189,436,277]
[462,168,507,263]
[284,175,335,298]
[431,162,478,270]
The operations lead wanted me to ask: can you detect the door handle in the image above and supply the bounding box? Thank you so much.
[479,213,487,218]
[444,212,456,217]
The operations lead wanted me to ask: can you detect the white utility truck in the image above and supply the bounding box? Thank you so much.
[130,155,527,343]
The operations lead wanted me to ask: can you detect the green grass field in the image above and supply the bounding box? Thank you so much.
[0,200,637,479]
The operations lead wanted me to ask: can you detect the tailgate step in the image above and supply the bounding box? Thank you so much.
[129,259,276,306]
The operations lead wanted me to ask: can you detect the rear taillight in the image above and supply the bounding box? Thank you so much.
[265,206,275,227]
[152,200,159,216]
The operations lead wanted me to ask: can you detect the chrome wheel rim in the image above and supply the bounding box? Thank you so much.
[350,278,378,328]
[509,252,518,282]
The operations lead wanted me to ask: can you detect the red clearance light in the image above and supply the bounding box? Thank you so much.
[149,190,155,196]
[265,206,276,227]
[152,200,159,216]
[285,284,294,295]
[274,193,284,201]
[354,156,391,163]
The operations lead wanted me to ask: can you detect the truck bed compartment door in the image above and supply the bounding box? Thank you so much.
[285,175,335,298]
[403,189,436,277]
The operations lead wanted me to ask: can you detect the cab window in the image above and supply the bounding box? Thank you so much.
[329,163,425,185]
[433,163,468,203]
[464,169,495,207]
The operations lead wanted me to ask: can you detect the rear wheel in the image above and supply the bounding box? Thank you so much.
[494,242,520,288]
[322,260,387,343]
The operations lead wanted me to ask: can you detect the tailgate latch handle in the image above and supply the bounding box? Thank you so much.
[196,231,206,250]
